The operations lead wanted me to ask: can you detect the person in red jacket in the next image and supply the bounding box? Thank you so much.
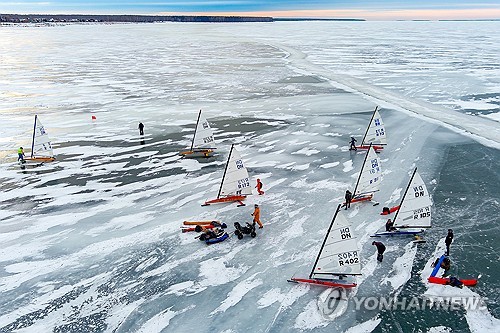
[255,179,264,195]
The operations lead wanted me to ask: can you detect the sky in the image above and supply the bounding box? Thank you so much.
[1,1,500,20]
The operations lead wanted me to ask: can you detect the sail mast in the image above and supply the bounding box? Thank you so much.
[353,143,372,196]
[30,115,37,158]
[190,109,202,151]
[393,167,417,225]
[361,106,378,145]
[217,144,234,199]
[309,204,342,279]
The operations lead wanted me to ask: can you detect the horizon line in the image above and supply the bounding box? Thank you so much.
[4,13,500,22]
[2,8,500,21]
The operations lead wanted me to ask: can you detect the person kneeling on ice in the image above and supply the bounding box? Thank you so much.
[447,276,464,289]
[372,241,386,262]
[441,257,451,276]
[385,218,396,232]
[349,137,357,151]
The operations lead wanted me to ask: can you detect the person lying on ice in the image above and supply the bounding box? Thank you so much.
[199,227,224,241]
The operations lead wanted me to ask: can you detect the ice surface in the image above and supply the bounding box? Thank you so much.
[0,21,499,333]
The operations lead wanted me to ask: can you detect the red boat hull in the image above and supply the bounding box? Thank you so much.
[343,194,373,207]
[24,157,56,163]
[203,195,246,206]
[179,149,215,158]
[181,224,216,233]
[355,145,384,152]
[428,276,478,287]
[288,277,356,288]
[183,220,220,226]
[381,205,400,215]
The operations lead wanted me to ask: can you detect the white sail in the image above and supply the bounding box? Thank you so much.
[311,209,361,278]
[219,147,252,197]
[362,107,387,146]
[31,115,54,158]
[193,113,215,149]
[354,146,382,197]
[394,170,432,228]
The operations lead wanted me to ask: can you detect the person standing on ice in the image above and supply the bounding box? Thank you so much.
[17,147,25,161]
[138,122,144,135]
[344,190,353,210]
[255,179,264,195]
[445,229,454,255]
[252,204,263,229]
[349,137,357,151]
[372,241,386,262]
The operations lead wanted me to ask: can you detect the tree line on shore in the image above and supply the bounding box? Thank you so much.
[0,14,274,23]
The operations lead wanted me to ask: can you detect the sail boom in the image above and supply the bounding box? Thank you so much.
[312,272,363,277]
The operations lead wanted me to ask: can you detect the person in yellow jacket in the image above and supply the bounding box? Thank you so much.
[252,204,263,229]
[17,147,25,161]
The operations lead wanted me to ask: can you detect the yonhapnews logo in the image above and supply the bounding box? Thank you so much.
[318,288,487,319]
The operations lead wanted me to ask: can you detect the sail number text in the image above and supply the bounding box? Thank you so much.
[413,206,431,219]
[338,251,359,266]
[237,177,250,189]
[235,159,244,169]
[203,136,214,144]
[339,227,352,240]
[412,185,426,197]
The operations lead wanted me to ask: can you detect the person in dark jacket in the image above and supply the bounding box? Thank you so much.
[372,241,386,262]
[445,229,454,256]
[385,218,396,232]
[138,122,144,135]
[349,137,357,151]
[344,190,353,210]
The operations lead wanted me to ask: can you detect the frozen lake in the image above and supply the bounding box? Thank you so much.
[0,21,499,333]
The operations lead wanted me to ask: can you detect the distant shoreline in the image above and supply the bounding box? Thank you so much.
[1,14,498,24]
[0,14,272,23]
[0,14,365,24]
